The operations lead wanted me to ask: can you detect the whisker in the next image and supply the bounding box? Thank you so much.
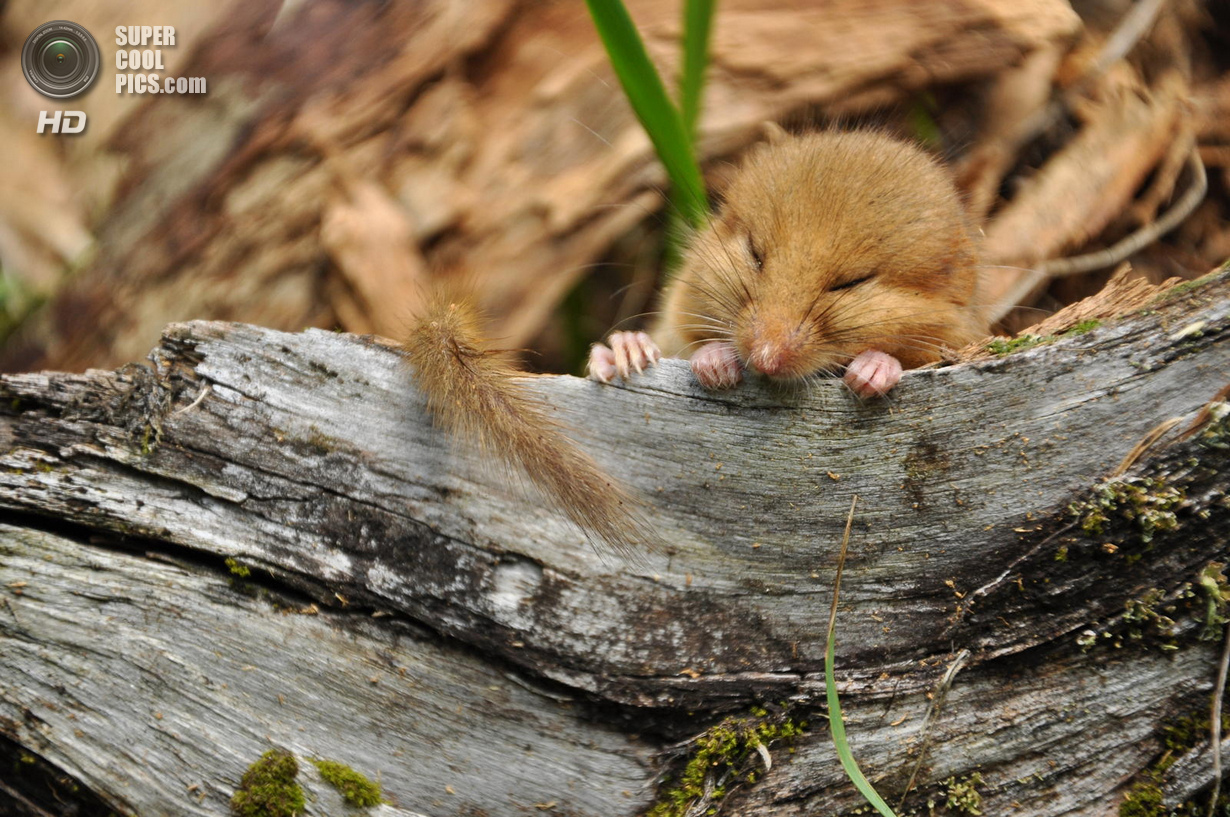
[673,324,734,336]
[675,337,731,356]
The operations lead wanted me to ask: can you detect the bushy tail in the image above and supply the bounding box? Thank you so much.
[403,292,651,559]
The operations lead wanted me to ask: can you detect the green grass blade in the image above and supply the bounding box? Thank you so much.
[679,0,716,140]
[825,496,900,817]
[584,0,708,227]
[826,640,899,817]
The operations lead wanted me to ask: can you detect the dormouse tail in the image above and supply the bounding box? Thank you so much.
[403,292,651,559]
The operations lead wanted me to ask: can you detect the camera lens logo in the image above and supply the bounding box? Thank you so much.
[22,21,101,99]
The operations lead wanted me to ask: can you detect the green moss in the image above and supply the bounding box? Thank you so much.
[1197,561,1229,640]
[1196,403,1230,451]
[942,772,984,815]
[1076,561,1225,653]
[1118,710,1230,816]
[1151,269,1222,304]
[310,758,384,808]
[1073,477,1184,543]
[1119,779,1164,817]
[986,335,1046,356]
[140,423,158,456]
[225,557,252,578]
[986,320,1103,357]
[230,749,305,817]
[648,708,806,817]
[1123,589,1163,622]
[907,94,943,148]
[1119,750,1230,815]
[1066,319,1103,336]
[1122,588,1178,648]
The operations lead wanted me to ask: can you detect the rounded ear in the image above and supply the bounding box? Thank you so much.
[761,121,788,144]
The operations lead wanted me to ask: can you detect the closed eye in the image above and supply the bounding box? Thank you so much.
[830,274,875,292]
[746,235,764,271]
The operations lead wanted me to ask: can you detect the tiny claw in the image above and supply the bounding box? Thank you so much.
[587,343,617,383]
[637,332,661,366]
[589,331,661,382]
[843,349,903,398]
[691,341,743,390]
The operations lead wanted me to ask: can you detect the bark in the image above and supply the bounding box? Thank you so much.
[1,268,1229,816]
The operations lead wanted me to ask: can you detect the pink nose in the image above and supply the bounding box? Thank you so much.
[744,314,805,378]
[748,341,795,377]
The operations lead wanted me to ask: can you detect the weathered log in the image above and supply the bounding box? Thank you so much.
[1,268,1228,815]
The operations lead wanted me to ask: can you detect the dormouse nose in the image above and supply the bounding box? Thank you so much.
[745,314,805,378]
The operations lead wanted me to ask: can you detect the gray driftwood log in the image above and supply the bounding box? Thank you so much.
[2,269,1230,816]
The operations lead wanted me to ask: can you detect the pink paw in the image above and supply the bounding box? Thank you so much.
[691,341,744,390]
[842,350,903,398]
[588,331,661,383]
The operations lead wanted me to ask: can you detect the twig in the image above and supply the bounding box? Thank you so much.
[1112,417,1185,477]
[1178,383,1230,442]
[964,521,1079,609]
[1015,0,1169,146]
[1037,148,1208,279]
[1129,131,1195,226]
[1081,0,1168,89]
[826,495,859,641]
[991,149,1207,323]
[898,649,971,810]
[173,383,212,416]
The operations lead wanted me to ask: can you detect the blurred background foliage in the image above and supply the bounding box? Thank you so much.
[0,0,1227,376]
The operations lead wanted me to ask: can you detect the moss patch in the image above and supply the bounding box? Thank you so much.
[231,749,305,817]
[986,334,1048,356]
[1119,779,1165,817]
[310,758,384,808]
[1197,403,1230,451]
[1121,588,1180,650]
[1197,561,1229,640]
[1072,477,1184,544]
[225,557,251,578]
[648,707,806,817]
[985,320,1102,357]
[939,772,984,815]
[1150,268,1223,305]
[1118,712,1230,815]
[1076,559,1230,653]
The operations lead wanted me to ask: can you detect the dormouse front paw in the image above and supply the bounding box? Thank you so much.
[843,349,903,398]
[690,341,744,390]
[588,331,661,383]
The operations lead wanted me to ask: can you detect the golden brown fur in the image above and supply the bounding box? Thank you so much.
[407,131,984,553]
[654,130,986,379]
[403,292,650,558]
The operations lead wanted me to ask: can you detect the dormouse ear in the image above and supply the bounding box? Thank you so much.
[761,121,788,144]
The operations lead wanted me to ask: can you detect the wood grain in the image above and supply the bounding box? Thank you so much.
[1,268,1228,815]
